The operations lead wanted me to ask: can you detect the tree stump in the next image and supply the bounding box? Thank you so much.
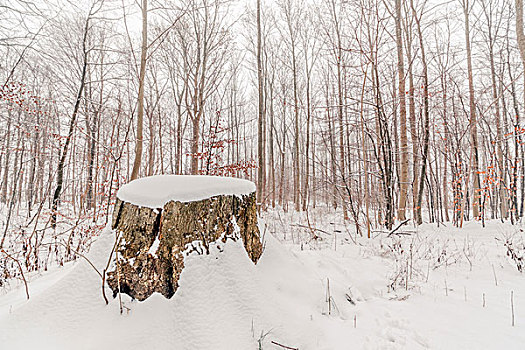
[106,175,263,301]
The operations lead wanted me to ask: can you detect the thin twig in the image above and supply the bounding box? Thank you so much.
[1,249,29,300]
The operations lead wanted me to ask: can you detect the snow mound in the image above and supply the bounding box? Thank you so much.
[116,175,256,208]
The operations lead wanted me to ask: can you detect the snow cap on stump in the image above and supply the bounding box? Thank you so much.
[107,175,263,301]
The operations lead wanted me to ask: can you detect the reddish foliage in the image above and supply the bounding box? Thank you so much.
[188,112,257,177]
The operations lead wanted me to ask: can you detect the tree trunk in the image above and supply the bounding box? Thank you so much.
[405,27,419,220]
[108,183,263,301]
[1,115,11,204]
[395,0,409,221]
[256,0,265,208]
[412,0,430,226]
[462,0,481,219]
[130,0,148,181]
[516,0,525,64]
[51,13,90,227]
[302,63,311,212]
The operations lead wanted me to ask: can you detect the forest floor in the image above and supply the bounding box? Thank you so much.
[0,206,524,349]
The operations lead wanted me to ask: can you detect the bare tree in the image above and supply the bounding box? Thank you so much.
[51,0,103,227]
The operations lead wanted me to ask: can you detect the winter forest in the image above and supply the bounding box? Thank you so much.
[1,0,525,348]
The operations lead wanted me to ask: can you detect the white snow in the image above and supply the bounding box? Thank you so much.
[116,175,256,208]
[148,237,160,257]
[0,210,525,349]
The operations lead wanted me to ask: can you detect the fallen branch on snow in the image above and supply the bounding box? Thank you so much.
[271,340,299,350]
[386,219,411,237]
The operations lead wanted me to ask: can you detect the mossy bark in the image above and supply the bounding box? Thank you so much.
[107,192,262,301]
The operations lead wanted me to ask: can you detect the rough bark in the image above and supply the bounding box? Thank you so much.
[107,192,263,301]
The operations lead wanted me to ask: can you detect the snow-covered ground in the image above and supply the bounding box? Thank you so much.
[0,207,524,349]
